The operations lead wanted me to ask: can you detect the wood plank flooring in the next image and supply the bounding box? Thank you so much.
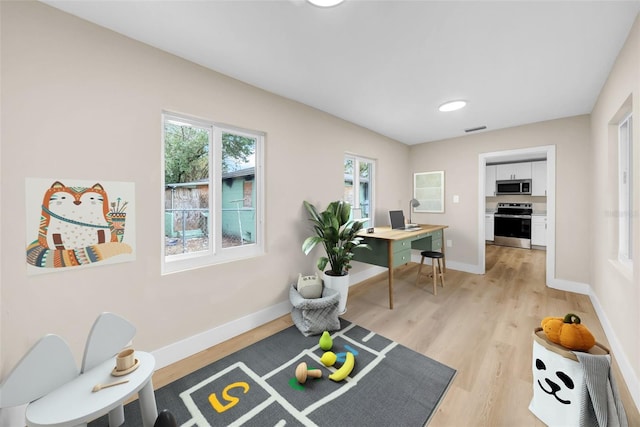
[152,244,639,426]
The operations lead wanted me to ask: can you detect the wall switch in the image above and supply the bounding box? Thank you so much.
[447,239,452,247]
[453,195,460,203]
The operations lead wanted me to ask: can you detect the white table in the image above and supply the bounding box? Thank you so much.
[25,351,158,427]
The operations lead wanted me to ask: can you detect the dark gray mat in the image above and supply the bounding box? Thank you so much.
[90,319,456,426]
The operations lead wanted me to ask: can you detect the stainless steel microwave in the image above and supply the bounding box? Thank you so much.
[496,179,531,195]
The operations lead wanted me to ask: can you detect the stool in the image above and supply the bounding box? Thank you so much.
[416,251,445,295]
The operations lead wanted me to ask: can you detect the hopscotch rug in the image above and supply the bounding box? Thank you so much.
[90,319,456,426]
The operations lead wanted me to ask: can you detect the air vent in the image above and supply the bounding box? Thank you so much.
[465,126,487,133]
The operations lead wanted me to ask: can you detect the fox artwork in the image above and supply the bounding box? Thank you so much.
[26,181,132,268]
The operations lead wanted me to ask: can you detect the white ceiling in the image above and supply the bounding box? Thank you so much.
[43,0,640,145]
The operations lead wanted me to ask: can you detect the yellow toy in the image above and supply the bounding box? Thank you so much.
[329,352,355,382]
[320,351,337,367]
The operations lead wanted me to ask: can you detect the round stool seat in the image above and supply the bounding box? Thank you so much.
[420,250,444,259]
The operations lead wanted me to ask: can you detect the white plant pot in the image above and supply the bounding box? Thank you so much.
[322,271,349,314]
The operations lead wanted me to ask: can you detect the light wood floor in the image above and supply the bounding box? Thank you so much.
[153,245,639,426]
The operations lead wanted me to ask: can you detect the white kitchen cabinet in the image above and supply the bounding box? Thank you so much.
[485,165,497,197]
[531,161,547,196]
[532,215,547,247]
[496,162,532,180]
[485,213,494,241]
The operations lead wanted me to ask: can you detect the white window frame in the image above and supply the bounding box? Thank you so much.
[344,154,375,226]
[618,112,633,268]
[161,112,264,274]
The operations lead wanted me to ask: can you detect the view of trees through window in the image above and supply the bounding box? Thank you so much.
[344,155,374,225]
[164,118,257,258]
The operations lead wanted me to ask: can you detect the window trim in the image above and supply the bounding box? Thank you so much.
[618,112,633,268]
[161,112,265,275]
[344,153,375,226]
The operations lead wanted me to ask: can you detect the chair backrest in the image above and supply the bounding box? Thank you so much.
[0,334,78,408]
[81,312,136,373]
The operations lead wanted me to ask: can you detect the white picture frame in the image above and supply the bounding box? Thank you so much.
[414,171,445,213]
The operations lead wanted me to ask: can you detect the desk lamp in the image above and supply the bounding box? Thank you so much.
[409,198,420,225]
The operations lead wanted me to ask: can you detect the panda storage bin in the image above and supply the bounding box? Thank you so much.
[529,327,609,426]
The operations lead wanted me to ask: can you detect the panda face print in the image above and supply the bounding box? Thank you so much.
[534,358,575,404]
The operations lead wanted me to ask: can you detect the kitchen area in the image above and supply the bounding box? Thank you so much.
[485,159,547,250]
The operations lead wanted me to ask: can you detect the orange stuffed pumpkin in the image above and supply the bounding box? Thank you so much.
[541,313,596,351]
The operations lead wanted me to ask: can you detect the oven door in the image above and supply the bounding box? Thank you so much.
[494,214,531,248]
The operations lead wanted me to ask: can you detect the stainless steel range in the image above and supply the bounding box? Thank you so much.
[494,202,532,249]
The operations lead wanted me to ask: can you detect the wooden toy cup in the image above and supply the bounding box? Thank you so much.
[116,348,135,371]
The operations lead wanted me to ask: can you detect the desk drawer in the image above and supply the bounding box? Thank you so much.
[393,249,411,267]
[431,237,442,251]
[391,239,413,253]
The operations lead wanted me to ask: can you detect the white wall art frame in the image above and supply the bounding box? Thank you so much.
[413,171,444,213]
[25,178,136,275]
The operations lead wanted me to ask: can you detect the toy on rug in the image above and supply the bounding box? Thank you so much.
[541,313,596,351]
[319,331,333,351]
[329,352,355,382]
[320,351,337,367]
[295,362,323,384]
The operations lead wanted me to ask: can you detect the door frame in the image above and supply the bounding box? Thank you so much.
[477,145,556,285]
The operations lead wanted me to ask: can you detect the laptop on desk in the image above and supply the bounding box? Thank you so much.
[388,210,421,231]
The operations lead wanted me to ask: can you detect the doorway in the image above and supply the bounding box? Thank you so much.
[477,145,556,285]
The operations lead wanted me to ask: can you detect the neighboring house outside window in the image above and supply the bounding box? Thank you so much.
[618,112,633,268]
[162,112,264,274]
[344,154,375,227]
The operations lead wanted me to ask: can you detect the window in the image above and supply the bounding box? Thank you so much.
[344,154,375,226]
[618,113,633,266]
[162,113,264,274]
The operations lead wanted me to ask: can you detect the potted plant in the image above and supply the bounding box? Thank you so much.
[302,200,370,313]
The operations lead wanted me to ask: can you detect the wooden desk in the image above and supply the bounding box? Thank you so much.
[353,224,447,309]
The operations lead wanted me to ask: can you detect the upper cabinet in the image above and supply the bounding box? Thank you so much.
[485,165,497,197]
[531,161,547,196]
[496,162,532,180]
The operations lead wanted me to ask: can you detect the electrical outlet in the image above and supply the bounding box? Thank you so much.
[447,239,452,247]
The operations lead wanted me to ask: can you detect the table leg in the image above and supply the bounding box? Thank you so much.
[387,240,394,309]
[108,404,125,426]
[138,379,158,427]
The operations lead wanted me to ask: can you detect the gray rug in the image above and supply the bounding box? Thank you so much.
[90,319,456,426]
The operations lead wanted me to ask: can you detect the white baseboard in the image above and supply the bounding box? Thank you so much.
[588,290,640,412]
[152,300,291,370]
[547,277,591,294]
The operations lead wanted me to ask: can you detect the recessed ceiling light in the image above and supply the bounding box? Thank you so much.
[308,0,345,7]
[439,100,467,112]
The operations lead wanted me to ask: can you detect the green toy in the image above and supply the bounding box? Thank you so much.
[319,331,333,351]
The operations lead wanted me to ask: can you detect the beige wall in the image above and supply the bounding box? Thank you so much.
[0,1,410,374]
[409,115,591,283]
[590,13,640,403]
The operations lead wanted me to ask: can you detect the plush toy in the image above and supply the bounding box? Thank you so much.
[541,313,596,351]
[296,273,323,299]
